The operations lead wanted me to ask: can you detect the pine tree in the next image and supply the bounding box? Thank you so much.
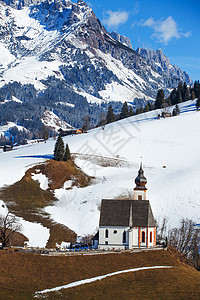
[135,107,140,115]
[177,82,183,97]
[129,106,134,116]
[54,134,65,161]
[64,143,71,161]
[175,104,180,115]
[194,81,200,98]
[172,108,177,116]
[167,97,172,106]
[144,103,150,112]
[106,105,116,124]
[170,89,182,105]
[177,90,183,103]
[196,98,200,110]
[191,90,196,100]
[149,102,155,111]
[120,102,129,119]
[182,82,190,102]
[155,89,165,109]
[139,107,144,114]
[170,89,176,105]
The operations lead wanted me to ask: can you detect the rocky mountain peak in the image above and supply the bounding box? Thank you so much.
[136,47,192,85]
[0,0,194,138]
[77,0,88,7]
[2,0,38,9]
[110,31,133,49]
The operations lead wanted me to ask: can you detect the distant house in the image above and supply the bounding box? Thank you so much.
[58,128,84,136]
[96,164,156,250]
[75,129,84,134]
[3,145,13,152]
[161,111,171,118]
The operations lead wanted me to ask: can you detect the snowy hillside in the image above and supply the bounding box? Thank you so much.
[0,100,199,246]
[0,0,191,102]
[41,111,73,132]
[0,0,194,137]
[0,121,28,138]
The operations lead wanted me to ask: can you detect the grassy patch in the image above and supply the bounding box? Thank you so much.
[0,177,55,211]
[0,159,92,248]
[25,159,92,190]
[51,265,200,300]
[0,250,199,299]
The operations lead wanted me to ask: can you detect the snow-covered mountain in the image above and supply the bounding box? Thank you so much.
[42,111,74,132]
[136,47,192,86]
[2,0,38,10]
[0,0,170,100]
[0,121,28,137]
[0,0,192,100]
[110,31,133,49]
[0,0,193,137]
[0,99,199,247]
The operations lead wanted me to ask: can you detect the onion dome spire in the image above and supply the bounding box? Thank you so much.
[134,162,147,190]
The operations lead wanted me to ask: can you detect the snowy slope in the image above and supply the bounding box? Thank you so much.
[0,200,49,247]
[0,121,28,138]
[0,100,199,242]
[0,0,191,103]
[42,110,73,131]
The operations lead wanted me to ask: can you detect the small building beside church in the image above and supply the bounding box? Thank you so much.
[97,164,156,250]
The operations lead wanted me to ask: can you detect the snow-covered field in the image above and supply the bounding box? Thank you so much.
[0,100,199,245]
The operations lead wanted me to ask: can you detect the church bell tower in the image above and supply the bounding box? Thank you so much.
[134,163,147,200]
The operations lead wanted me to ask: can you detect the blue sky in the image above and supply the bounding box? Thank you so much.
[83,0,200,82]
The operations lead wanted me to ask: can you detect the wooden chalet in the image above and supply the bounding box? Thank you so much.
[58,128,85,136]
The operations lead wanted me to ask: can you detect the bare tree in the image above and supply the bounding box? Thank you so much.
[0,212,22,247]
[42,126,49,143]
[82,115,91,131]
[79,234,93,246]
[168,219,200,269]
[156,217,168,243]
[99,112,107,130]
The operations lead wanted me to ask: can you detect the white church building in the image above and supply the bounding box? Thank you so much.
[97,164,156,250]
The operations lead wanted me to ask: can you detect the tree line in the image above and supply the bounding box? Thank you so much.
[103,80,200,126]
[157,218,200,270]
[154,81,200,109]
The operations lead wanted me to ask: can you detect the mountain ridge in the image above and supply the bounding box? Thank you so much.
[0,0,193,139]
[136,47,192,86]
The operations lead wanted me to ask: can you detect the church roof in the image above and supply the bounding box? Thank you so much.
[99,199,156,227]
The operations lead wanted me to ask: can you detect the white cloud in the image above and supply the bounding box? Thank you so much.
[141,16,191,44]
[182,31,192,38]
[133,1,139,15]
[103,10,129,28]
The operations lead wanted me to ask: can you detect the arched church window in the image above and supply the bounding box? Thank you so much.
[150,232,152,243]
[123,231,126,243]
[142,231,145,243]
[105,229,108,238]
